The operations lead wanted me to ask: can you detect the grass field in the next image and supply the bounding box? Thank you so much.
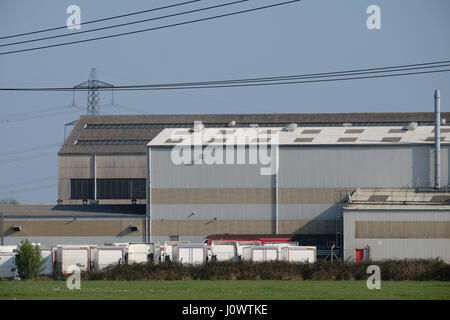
[0,280,449,300]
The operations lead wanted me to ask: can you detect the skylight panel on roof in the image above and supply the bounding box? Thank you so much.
[301,129,321,134]
[367,195,389,202]
[208,137,228,143]
[219,129,236,135]
[432,128,450,133]
[388,128,405,133]
[165,138,184,144]
[425,136,445,141]
[294,137,314,143]
[259,129,279,134]
[382,137,402,142]
[251,137,271,143]
[337,137,358,142]
[344,129,365,134]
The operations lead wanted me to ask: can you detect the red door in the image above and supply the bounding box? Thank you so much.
[355,249,364,262]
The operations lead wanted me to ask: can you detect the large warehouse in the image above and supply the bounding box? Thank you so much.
[1,111,450,261]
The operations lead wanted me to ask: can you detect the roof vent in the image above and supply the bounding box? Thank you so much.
[405,122,418,131]
[342,123,352,127]
[284,123,298,132]
[227,120,236,127]
[192,121,204,132]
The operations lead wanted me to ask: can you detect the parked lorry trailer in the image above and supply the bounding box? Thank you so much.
[210,243,238,261]
[56,245,91,274]
[161,241,190,262]
[0,252,16,278]
[40,248,54,275]
[0,245,17,253]
[91,246,125,270]
[126,242,160,264]
[172,244,207,265]
[280,246,317,263]
[242,246,278,262]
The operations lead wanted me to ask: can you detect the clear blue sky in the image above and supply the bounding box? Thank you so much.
[0,0,449,204]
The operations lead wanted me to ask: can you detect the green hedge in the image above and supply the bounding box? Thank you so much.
[69,259,450,281]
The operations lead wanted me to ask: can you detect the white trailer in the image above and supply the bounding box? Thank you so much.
[0,245,17,253]
[56,245,90,274]
[91,246,125,270]
[242,246,278,262]
[111,243,129,247]
[162,241,190,262]
[234,241,261,259]
[280,246,316,263]
[211,243,238,261]
[40,248,54,275]
[127,242,160,264]
[0,253,16,278]
[172,244,207,265]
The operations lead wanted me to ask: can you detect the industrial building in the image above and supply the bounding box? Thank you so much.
[343,188,450,262]
[1,110,450,262]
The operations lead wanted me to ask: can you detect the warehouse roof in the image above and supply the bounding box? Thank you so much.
[344,188,450,210]
[148,125,450,147]
[59,112,450,155]
[0,204,145,218]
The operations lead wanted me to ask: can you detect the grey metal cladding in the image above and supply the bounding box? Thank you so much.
[355,239,450,262]
[278,145,436,188]
[152,204,273,220]
[150,147,272,188]
[151,204,341,221]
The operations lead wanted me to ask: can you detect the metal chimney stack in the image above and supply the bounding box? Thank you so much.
[434,89,441,189]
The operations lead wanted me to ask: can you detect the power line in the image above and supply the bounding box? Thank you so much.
[0,176,57,190]
[0,0,301,56]
[0,60,448,92]
[0,184,57,196]
[0,108,81,124]
[0,0,249,48]
[0,104,82,120]
[0,0,202,40]
[0,143,61,157]
[111,68,450,91]
[0,152,56,164]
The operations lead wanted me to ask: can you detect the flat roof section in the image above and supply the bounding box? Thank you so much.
[148,126,450,147]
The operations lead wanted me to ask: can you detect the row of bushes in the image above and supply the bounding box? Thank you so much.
[62,259,450,281]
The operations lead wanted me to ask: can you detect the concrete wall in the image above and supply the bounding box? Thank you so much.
[343,209,450,262]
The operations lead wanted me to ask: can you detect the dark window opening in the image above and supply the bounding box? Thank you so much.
[70,178,146,199]
[70,179,94,200]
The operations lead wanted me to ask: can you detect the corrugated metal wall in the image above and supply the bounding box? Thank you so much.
[343,209,450,262]
[150,145,450,242]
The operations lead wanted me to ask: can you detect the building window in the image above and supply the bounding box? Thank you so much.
[97,178,146,199]
[170,235,179,241]
[70,178,146,200]
[70,179,94,200]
